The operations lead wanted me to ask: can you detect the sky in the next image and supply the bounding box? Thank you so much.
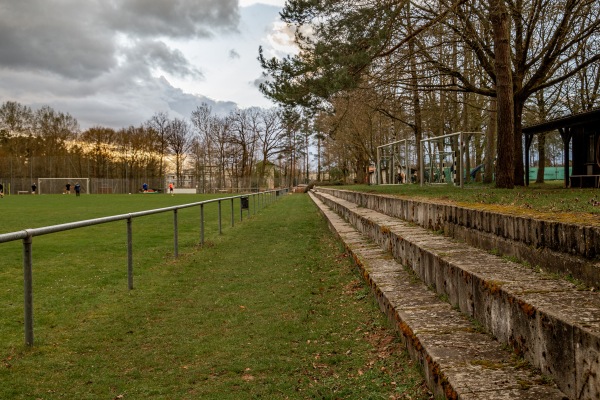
[0,0,292,130]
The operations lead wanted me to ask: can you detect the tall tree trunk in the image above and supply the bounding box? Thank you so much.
[317,135,322,181]
[408,16,423,183]
[513,98,525,185]
[490,0,514,189]
[484,97,497,184]
[411,71,423,183]
[463,91,471,183]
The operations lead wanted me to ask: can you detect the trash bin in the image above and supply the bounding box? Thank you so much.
[240,196,249,210]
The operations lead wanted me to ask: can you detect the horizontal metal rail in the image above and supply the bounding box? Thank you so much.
[0,188,289,346]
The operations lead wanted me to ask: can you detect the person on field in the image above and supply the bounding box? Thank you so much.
[142,182,148,192]
[31,183,37,194]
[65,183,71,194]
[169,182,174,194]
[75,182,81,196]
[0,183,4,198]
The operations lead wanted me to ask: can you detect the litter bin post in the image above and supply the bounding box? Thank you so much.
[240,196,249,222]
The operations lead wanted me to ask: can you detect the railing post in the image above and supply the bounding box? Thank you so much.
[200,203,205,245]
[127,217,133,290]
[23,235,34,346]
[218,200,222,234]
[230,198,234,227]
[173,209,178,258]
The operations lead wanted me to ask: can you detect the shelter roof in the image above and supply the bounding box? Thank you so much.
[522,107,600,134]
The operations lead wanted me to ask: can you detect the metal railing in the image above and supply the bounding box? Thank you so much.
[0,188,289,346]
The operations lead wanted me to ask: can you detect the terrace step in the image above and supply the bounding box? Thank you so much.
[313,187,600,289]
[309,189,600,399]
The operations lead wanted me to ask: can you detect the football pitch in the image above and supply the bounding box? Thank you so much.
[0,193,428,399]
[0,192,261,345]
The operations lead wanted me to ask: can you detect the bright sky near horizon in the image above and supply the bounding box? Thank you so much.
[0,0,290,129]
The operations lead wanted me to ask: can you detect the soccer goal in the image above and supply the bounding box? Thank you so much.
[376,139,417,185]
[419,132,481,188]
[37,178,89,195]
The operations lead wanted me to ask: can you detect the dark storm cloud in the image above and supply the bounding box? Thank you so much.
[0,1,116,80]
[0,0,239,79]
[42,77,237,129]
[105,0,239,38]
[123,40,203,79]
[0,0,275,129]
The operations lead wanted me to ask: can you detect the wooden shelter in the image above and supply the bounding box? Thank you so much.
[522,107,600,187]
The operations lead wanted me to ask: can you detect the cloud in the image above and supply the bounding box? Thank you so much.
[0,1,116,80]
[252,75,271,89]
[26,74,237,129]
[265,21,302,58]
[123,40,204,79]
[104,0,239,39]
[0,0,239,80]
[0,0,288,129]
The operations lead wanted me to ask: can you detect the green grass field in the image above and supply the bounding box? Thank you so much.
[0,193,429,399]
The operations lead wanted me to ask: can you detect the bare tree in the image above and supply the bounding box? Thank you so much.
[0,101,34,138]
[80,126,117,178]
[166,118,192,186]
[229,108,260,188]
[146,111,170,180]
[257,108,285,185]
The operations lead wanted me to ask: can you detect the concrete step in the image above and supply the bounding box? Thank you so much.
[313,187,600,289]
[310,189,599,399]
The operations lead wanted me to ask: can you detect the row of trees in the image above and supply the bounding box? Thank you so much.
[0,100,320,192]
[259,0,600,188]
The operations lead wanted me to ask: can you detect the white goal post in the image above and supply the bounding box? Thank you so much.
[37,178,90,195]
[419,131,482,188]
[376,139,416,185]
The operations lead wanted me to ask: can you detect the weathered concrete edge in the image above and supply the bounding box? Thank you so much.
[312,189,599,400]
[308,191,567,400]
[315,187,600,289]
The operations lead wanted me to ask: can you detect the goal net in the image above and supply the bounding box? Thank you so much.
[37,178,89,195]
